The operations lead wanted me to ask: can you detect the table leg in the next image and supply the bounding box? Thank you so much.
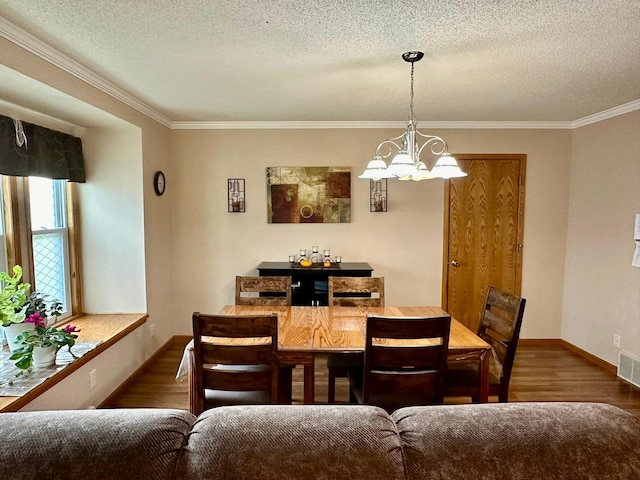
[303,359,315,404]
[279,352,315,404]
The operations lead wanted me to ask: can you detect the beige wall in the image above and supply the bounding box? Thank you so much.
[169,127,572,339]
[80,127,146,313]
[563,110,640,363]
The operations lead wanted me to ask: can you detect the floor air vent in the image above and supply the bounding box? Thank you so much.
[618,351,640,388]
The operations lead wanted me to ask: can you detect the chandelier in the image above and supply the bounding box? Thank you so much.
[358,51,467,181]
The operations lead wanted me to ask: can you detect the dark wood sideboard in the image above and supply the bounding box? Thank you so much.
[257,261,373,306]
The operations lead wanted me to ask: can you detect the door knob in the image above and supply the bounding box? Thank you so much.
[450,260,460,267]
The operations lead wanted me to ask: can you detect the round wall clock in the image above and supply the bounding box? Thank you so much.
[153,171,166,196]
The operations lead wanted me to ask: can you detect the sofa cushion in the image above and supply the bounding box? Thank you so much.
[0,408,195,480]
[393,402,640,480]
[176,404,405,480]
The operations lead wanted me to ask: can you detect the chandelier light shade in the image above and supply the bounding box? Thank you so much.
[359,51,467,182]
[386,150,415,178]
[430,153,467,179]
[358,156,395,180]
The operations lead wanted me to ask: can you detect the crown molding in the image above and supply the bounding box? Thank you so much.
[0,17,172,128]
[170,121,387,130]
[571,99,640,128]
[170,120,576,130]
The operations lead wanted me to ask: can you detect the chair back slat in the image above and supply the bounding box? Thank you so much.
[369,345,445,370]
[369,317,447,339]
[486,287,522,314]
[361,315,450,410]
[202,369,272,392]
[201,342,273,365]
[481,310,513,341]
[328,277,384,307]
[199,315,275,338]
[235,276,291,306]
[190,312,279,415]
[368,370,439,397]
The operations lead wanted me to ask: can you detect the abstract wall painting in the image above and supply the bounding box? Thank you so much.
[266,166,351,223]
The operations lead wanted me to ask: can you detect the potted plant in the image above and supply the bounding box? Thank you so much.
[10,318,80,376]
[0,265,64,352]
[0,265,31,351]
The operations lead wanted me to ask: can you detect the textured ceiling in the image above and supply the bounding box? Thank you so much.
[0,0,639,124]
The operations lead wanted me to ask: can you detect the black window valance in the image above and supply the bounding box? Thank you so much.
[0,115,86,183]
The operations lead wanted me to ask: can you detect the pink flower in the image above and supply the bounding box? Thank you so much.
[25,312,47,327]
[64,324,80,333]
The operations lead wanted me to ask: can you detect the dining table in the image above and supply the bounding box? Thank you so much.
[206,305,492,404]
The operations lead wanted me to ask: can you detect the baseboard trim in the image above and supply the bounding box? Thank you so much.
[518,338,563,347]
[519,338,617,374]
[558,339,617,374]
[98,336,186,408]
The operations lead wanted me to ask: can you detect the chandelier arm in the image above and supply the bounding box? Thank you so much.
[374,136,406,160]
[413,132,449,158]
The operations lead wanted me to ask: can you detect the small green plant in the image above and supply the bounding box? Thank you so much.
[10,322,80,376]
[0,265,30,327]
[24,291,63,319]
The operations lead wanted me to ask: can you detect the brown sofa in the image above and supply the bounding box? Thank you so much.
[1,402,639,479]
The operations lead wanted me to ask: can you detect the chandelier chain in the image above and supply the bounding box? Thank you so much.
[409,61,415,122]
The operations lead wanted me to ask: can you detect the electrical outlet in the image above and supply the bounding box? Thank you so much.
[613,334,621,349]
[90,369,97,389]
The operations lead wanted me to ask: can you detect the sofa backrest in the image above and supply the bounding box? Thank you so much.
[393,402,640,480]
[0,408,195,480]
[1,402,639,480]
[176,404,405,480]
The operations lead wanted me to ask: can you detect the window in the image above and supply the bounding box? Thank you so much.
[29,177,72,316]
[1,175,81,320]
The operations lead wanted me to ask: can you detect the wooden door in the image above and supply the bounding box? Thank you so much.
[442,154,526,333]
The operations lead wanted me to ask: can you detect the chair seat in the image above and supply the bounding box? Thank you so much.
[445,363,501,388]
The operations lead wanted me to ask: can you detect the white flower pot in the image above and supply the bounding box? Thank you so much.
[2,322,35,353]
[32,345,58,368]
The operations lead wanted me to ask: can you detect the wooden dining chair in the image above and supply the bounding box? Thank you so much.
[348,315,451,413]
[444,286,526,403]
[235,275,296,401]
[189,312,280,415]
[326,276,384,403]
[235,276,292,306]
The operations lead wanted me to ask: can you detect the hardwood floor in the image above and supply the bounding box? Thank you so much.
[104,337,640,417]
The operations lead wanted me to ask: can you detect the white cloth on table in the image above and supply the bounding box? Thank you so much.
[175,339,194,382]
